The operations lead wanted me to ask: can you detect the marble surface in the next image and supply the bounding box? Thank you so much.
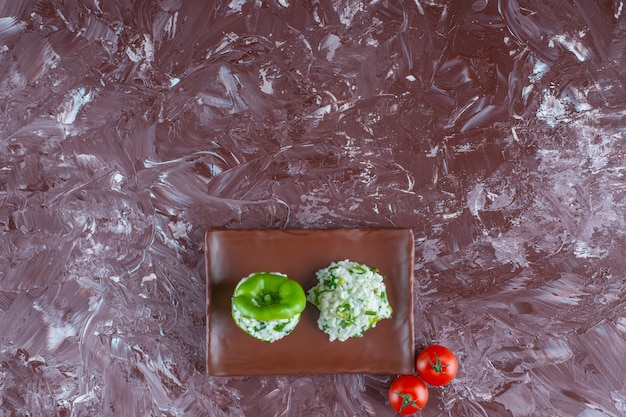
[1,0,625,416]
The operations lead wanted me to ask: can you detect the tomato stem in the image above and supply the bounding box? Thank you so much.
[393,392,421,412]
[429,353,447,374]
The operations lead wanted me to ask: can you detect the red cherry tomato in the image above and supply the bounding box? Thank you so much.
[388,375,428,414]
[416,345,458,386]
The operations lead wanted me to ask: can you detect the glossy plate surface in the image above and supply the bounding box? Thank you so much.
[206,228,415,376]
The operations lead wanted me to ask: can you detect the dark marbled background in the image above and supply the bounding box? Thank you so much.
[1,0,625,416]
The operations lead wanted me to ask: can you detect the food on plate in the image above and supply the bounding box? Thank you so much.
[231,271,306,342]
[307,260,392,342]
[415,344,459,386]
[388,375,429,414]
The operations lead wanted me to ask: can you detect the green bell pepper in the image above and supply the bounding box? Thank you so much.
[232,272,306,321]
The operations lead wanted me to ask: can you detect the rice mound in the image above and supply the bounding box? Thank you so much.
[307,260,392,342]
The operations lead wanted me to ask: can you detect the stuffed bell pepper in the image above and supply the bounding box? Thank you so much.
[231,271,306,342]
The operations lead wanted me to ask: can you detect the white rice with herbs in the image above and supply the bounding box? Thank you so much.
[307,260,392,342]
[231,304,300,343]
[231,273,301,343]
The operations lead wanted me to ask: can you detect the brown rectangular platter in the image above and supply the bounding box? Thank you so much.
[205,228,415,376]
